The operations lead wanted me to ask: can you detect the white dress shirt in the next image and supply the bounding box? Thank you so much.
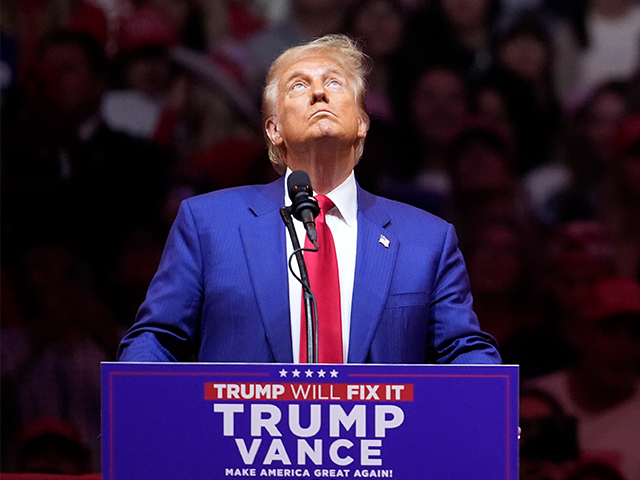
[284,169,358,363]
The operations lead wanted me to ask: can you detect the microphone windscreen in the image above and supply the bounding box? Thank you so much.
[287,170,312,201]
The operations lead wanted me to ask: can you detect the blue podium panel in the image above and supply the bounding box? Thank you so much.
[102,363,518,480]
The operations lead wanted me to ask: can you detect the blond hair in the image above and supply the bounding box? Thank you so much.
[262,34,370,174]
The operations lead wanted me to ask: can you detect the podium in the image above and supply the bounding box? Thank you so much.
[102,362,518,479]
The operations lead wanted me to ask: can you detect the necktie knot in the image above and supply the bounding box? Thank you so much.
[315,195,334,216]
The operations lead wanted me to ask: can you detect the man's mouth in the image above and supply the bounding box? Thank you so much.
[310,109,335,118]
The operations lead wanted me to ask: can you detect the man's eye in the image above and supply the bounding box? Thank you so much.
[292,83,306,90]
[328,80,341,87]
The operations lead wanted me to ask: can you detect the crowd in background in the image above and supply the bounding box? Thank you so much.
[1,0,640,477]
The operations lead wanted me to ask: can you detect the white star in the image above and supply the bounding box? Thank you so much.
[292,369,301,378]
[279,369,288,377]
[317,370,326,378]
[330,369,339,378]
[305,369,314,378]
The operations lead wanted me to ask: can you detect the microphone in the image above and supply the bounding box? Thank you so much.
[287,170,320,249]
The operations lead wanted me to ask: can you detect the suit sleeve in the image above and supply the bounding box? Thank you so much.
[427,224,502,364]
[117,201,204,361]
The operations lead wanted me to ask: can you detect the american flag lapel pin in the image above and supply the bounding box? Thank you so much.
[379,234,390,248]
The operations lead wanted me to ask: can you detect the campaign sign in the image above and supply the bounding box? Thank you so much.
[102,363,518,479]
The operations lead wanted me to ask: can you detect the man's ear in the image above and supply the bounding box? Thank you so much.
[357,114,369,140]
[265,117,283,147]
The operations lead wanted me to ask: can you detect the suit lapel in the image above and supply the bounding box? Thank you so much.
[238,181,398,363]
[348,188,398,363]
[240,178,293,362]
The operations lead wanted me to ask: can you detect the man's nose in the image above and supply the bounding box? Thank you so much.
[310,80,328,104]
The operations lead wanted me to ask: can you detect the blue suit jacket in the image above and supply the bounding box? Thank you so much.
[118,177,500,364]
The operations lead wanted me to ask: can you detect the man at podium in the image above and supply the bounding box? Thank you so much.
[117,35,501,366]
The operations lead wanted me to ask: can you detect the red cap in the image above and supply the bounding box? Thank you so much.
[68,0,109,49]
[119,6,179,53]
[582,277,640,322]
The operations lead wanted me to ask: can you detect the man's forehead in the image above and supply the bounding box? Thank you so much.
[280,55,347,82]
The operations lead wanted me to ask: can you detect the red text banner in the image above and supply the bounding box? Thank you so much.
[205,383,414,401]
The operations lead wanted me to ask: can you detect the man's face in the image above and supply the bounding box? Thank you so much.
[353,0,405,58]
[411,67,468,146]
[498,33,549,82]
[38,43,103,118]
[266,55,367,167]
[441,0,490,30]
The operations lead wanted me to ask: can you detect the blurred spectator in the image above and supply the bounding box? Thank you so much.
[526,276,640,480]
[566,81,631,173]
[519,387,579,480]
[595,113,640,279]
[445,118,534,244]
[145,0,219,52]
[1,0,114,93]
[241,0,348,100]
[109,3,270,190]
[524,81,631,226]
[501,220,618,379]
[447,118,513,195]
[445,121,543,352]
[488,10,563,174]
[222,0,268,42]
[400,0,502,83]
[159,0,270,109]
[1,242,123,471]
[544,221,619,322]
[382,63,471,216]
[148,0,265,52]
[13,416,90,474]
[552,0,640,104]
[464,221,541,349]
[1,29,171,273]
[101,5,180,140]
[148,68,272,197]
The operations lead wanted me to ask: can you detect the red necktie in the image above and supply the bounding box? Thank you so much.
[300,195,343,363]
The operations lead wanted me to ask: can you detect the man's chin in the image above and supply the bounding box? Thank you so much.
[310,120,358,140]
[307,130,356,146]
